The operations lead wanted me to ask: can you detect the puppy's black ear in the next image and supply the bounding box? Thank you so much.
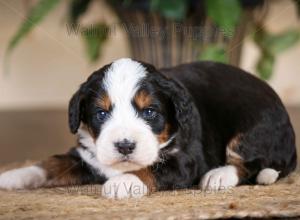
[144,64,198,138]
[68,85,86,134]
[159,77,194,134]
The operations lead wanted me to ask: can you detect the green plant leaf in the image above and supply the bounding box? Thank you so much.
[82,23,109,62]
[256,53,275,80]
[199,45,229,63]
[254,29,300,55]
[253,26,300,80]
[69,0,92,24]
[150,0,187,21]
[265,30,300,54]
[205,0,241,35]
[6,0,60,56]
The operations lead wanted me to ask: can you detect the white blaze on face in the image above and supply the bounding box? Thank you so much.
[95,58,160,171]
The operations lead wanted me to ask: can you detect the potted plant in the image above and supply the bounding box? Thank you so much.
[5,0,300,80]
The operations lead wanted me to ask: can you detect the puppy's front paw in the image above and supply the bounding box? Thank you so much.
[101,174,148,199]
[0,166,46,190]
[200,165,239,191]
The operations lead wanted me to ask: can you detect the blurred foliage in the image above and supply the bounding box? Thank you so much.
[256,52,274,80]
[199,45,228,64]
[4,0,60,71]
[82,23,109,62]
[205,0,241,32]
[150,0,187,21]
[4,0,300,80]
[202,0,300,80]
[69,0,108,62]
[254,28,300,80]
[255,30,300,54]
[200,0,241,66]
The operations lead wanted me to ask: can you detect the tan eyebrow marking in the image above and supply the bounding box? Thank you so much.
[96,93,111,111]
[134,90,152,109]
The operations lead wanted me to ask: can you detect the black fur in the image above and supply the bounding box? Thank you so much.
[154,61,297,187]
[69,90,84,134]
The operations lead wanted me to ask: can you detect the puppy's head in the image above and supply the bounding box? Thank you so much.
[69,58,191,172]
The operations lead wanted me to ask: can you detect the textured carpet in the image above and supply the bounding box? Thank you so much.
[0,163,300,220]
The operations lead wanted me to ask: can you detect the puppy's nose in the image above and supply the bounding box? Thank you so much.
[114,139,136,155]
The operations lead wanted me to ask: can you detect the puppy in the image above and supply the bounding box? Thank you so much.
[0,58,297,199]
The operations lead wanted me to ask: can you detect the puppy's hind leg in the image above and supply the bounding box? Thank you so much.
[223,121,296,187]
[201,124,296,191]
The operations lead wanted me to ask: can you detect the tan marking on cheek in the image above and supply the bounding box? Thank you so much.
[134,90,152,109]
[96,93,111,111]
[226,133,248,178]
[81,124,96,142]
[157,123,171,144]
[128,168,156,192]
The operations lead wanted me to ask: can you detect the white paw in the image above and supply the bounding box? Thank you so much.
[256,168,279,185]
[101,174,148,199]
[0,166,46,190]
[200,165,239,191]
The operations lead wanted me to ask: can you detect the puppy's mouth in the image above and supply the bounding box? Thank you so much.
[120,155,131,162]
[110,157,144,172]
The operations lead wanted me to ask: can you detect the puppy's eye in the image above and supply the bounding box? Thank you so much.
[96,110,108,122]
[142,108,157,120]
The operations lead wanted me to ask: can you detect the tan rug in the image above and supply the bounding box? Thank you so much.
[0,163,300,220]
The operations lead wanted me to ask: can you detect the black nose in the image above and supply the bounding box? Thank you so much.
[114,139,136,155]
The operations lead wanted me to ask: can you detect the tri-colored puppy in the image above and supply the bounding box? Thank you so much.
[0,58,297,199]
